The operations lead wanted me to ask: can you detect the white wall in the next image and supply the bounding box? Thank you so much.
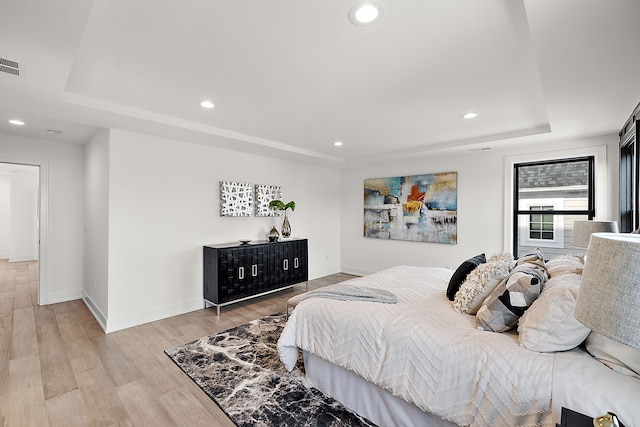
[0,134,85,304]
[101,129,341,332]
[8,168,39,262]
[340,134,619,275]
[82,129,111,328]
[0,175,9,258]
[1,127,620,333]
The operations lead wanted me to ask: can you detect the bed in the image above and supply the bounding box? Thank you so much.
[277,262,640,427]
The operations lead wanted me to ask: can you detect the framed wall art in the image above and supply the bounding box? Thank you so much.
[255,184,282,217]
[220,181,254,217]
[363,172,458,244]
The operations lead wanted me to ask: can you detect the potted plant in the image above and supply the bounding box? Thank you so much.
[269,200,295,238]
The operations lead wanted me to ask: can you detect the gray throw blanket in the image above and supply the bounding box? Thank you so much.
[299,283,398,304]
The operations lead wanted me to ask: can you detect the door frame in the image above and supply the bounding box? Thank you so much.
[0,158,48,305]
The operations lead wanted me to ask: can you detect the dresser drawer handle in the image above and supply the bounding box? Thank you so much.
[238,266,244,280]
[283,259,289,271]
[294,257,299,268]
[252,264,257,277]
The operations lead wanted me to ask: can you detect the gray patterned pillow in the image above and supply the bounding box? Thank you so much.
[476,250,548,333]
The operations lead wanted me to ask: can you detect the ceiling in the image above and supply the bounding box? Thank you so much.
[1,0,639,167]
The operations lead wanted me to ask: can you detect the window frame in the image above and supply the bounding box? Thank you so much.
[503,145,608,254]
[619,140,636,231]
[619,103,639,232]
[513,157,594,254]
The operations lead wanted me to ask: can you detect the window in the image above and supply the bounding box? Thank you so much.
[518,199,565,249]
[620,142,636,231]
[529,206,554,240]
[513,157,594,257]
[619,102,639,232]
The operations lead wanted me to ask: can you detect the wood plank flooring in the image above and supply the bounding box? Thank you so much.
[0,259,356,426]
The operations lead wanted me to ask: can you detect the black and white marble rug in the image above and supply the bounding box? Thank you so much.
[165,312,376,427]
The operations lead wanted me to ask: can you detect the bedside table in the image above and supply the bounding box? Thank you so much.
[558,407,625,427]
[557,407,592,427]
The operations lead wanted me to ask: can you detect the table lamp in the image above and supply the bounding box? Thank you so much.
[574,233,640,378]
[570,220,619,248]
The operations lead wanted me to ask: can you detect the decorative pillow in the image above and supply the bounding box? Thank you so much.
[546,254,584,278]
[452,252,514,314]
[446,253,486,301]
[489,251,516,264]
[584,332,640,379]
[476,250,548,333]
[516,247,546,268]
[518,273,590,352]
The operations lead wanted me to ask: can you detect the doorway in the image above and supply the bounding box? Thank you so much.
[0,160,47,305]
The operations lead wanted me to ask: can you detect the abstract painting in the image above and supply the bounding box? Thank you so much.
[255,184,282,217]
[364,172,457,244]
[220,181,254,216]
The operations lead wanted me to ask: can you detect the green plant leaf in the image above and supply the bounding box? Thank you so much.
[269,200,286,210]
[269,200,295,211]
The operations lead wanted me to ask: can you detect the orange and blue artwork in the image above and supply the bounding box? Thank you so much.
[364,172,457,244]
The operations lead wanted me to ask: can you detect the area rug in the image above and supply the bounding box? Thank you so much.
[165,312,376,427]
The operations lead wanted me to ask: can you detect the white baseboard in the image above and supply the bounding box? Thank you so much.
[47,289,82,305]
[104,298,204,333]
[8,255,38,262]
[82,291,107,332]
[79,266,354,334]
[309,266,342,280]
[339,266,377,277]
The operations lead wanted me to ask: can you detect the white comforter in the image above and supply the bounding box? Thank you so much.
[278,266,555,427]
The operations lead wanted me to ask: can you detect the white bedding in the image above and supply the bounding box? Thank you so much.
[278,266,556,426]
[303,350,456,427]
[552,348,640,426]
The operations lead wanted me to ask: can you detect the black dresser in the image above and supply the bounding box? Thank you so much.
[203,238,308,315]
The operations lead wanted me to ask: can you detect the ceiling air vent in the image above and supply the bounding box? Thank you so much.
[0,57,20,77]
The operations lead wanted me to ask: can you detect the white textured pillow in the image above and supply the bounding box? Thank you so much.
[518,273,590,352]
[452,252,514,314]
[546,254,584,278]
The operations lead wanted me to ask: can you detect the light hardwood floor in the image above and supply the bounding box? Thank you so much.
[0,259,356,427]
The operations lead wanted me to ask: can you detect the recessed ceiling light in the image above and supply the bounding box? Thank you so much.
[47,129,62,135]
[349,2,384,26]
[200,100,215,109]
[462,112,478,119]
[334,141,343,147]
[9,119,25,126]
